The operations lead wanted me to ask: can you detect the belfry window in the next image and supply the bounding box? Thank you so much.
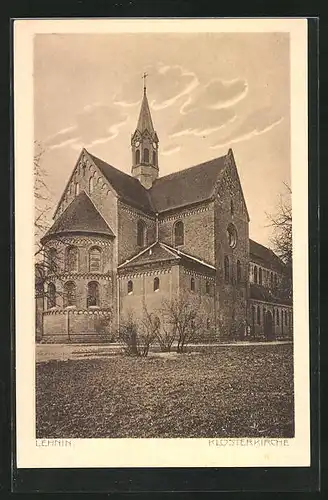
[47,283,56,309]
[127,280,133,294]
[205,281,210,294]
[89,246,101,272]
[136,149,140,164]
[152,150,156,164]
[65,246,79,272]
[143,148,149,163]
[64,281,76,307]
[87,281,100,307]
[191,277,195,292]
[173,220,184,246]
[137,220,147,247]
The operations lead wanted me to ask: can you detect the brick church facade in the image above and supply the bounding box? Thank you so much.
[36,84,293,343]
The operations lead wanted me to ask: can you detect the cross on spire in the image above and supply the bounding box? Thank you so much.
[142,72,148,93]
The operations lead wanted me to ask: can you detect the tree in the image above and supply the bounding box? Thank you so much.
[118,308,158,357]
[34,141,64,301]
[161,296,203,353]
[266,183,292,300]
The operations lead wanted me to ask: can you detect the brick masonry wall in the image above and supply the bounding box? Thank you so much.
[41,234,117,338]
[214,157,249,339]
[118,202,156,264]
[119,265,179,321]
[159,202,215,265]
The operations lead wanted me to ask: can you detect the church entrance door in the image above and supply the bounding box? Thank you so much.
[264,311,274,341]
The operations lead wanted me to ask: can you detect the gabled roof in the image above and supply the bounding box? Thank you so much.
[87,151,154,213]
[136,90,155,135]
[249,239,285,272]
[149,155,227,213]
[118,241,216,273]
[41,191,114,243]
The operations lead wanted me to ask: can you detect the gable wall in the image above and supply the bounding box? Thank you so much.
[214,156,250,338]
[158,202,215,265]
[118,202,156,264]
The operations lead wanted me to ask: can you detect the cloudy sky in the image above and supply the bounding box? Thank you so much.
[34,32,290,247]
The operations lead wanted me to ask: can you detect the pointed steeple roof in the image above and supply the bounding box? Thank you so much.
[136,89,155,134]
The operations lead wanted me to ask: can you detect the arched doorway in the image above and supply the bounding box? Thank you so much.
[264,311,275,341]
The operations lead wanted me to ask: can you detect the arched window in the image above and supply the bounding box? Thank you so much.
[274,274,278,288]
[136,149,140,164]
[191,277,195,292]
[75,182,79,196]
[230,199,234,215]
[153,277,159,292]
[64,281,76,307]
[173,220,184,246]
[237,260,241,283]
[65,246,79,272]
[257,306,261,325]
[152,150,156,164]
[143,148,149,163]
[137,220,147,247]
[227,223,237,248]
[224,256,230,282]
[277,309,280,325]
[48,247,57,273]
[82,164,86,176]
[127,280,133,294]
[87,281,100,307]
[254,266,258,284]
[273,309,276,323]
[270,272,274,287]
[259,267,263,285]
[206,318,211,330]
[89,175,94,193]
[47,283,56,309]
[205,281,210,294]
[89,246,101,272]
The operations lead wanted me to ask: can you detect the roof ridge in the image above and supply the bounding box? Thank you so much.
[154,153,228,183]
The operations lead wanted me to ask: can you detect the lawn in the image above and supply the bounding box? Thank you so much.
[36,344,294,438]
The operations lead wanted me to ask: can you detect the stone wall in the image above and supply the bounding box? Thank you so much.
[159,202,215,265]
[117,202,156,264]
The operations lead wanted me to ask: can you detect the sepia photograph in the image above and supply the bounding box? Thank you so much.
[14,19,309,468]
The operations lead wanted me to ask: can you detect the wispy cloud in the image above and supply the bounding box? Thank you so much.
[169,107,236,139]
[181,78,248,114]
[161,145,181,156]
[49,137,81,150]
[45,124,78,143]
[45,103,129,152]
[210,107,284,149]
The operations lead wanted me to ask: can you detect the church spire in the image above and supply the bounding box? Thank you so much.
[131,74,159,190]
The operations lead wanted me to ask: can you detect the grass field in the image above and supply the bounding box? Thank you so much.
[36,344,294,438]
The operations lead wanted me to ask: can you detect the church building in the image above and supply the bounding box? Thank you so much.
[37,81,293,343]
